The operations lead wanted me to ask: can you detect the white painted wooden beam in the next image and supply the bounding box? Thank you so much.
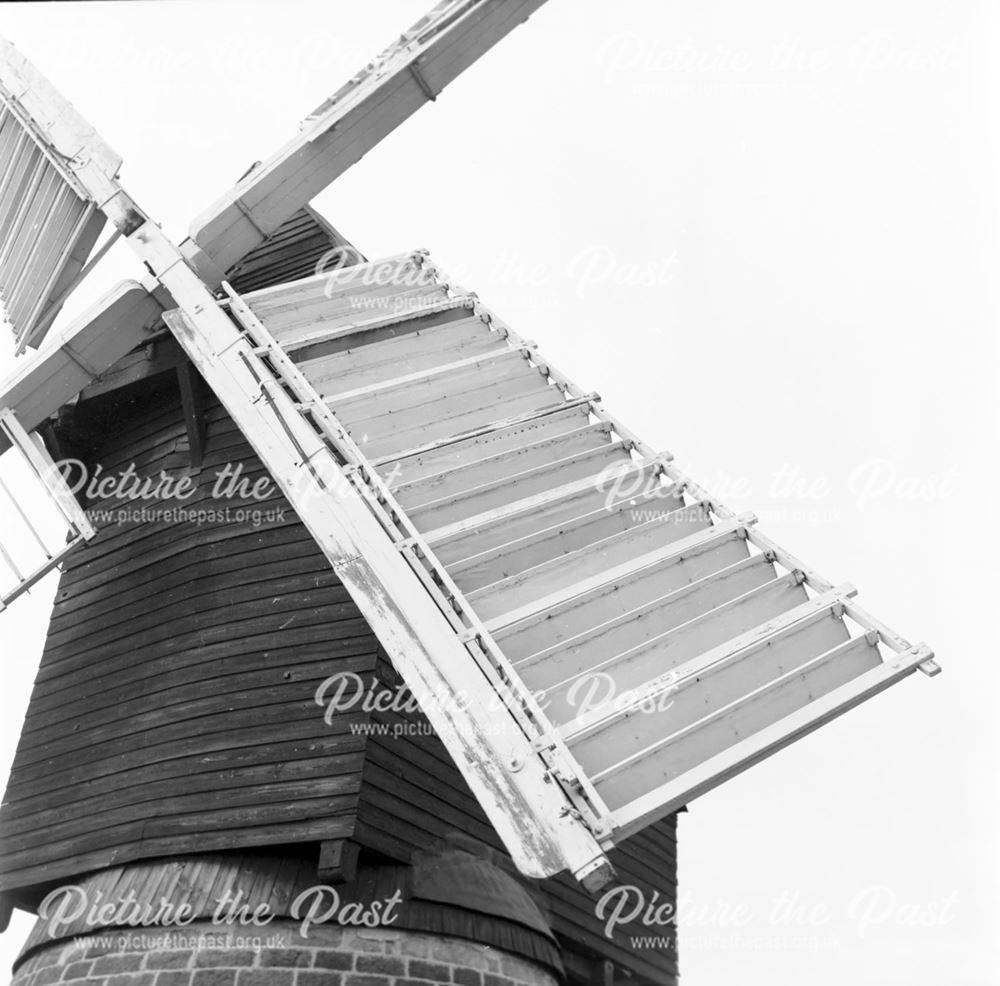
[182,0,549,281]
[0,281,165,454]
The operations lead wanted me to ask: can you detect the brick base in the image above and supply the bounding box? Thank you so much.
[10,922,559,986]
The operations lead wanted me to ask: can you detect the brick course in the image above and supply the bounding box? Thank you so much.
[10,925,558,986]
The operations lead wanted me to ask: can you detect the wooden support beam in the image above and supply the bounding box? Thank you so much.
[176,360,207,469]
[318,839,360,884]
[80,337,187,402]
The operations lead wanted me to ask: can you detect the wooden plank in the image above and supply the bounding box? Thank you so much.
[47,492,298,600]
[449,482,686,593]
[379,402,592,482]
[428,457,666,562]
[25,636,371,734]
[1,730,365,817]
[241,251,418,309]
[594,634,880,810]
[512,554,778,673]
[394,422,612,509]
[536,573,811,726]
[0,757,365,848]
[611,640,932,837]
[266,289,458,349]
[49,527,324,624]
[46,545,337,645]
[349,383,567,460]
[467,504,715,621]
[327,345,532,413]
[0,796,359,878]
[334,351,549,432]
[246,252,426,317]
[3,698,368,801]
[484,518,754,635]
[408,440,633,532]
[297,315,495,392]
[495,538,757,663]
[254,274,444,333]
[32,602,370,695]
[42,576,351,678]
[564,589,857,757]
[0,818,355,892]
[18,653,373,760]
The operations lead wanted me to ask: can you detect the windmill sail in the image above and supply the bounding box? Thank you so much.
[0,6,936,892]
[0,39,118,352]
[183,0,548,282]
[153,257,935,885]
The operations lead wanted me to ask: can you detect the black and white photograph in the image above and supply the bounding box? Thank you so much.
[0,3,994,985]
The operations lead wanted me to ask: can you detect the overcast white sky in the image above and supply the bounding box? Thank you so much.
[0,2,997,984]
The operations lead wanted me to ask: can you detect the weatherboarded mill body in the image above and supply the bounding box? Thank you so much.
[0,5,936,986]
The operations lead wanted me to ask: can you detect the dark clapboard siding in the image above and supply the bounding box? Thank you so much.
[224,207,362,296]
[0,384,378,896]
[0,374,678,984]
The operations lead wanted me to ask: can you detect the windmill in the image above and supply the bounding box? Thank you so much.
[0,4,937,985]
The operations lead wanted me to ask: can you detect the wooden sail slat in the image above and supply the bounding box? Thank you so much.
[408,440,633,532]
[269,291,463,351]
[467,504,714,621]
[537,573,810,727]
[427,457,667,560]
[494,530,757,661]
[394,421,613,508]
[383,403,594,488]
[592,632,880,812]
[298,316,496,393]
[0,72,110,350]
[511,553,779,674]
[327,346,534,412]
[341,380,563,458]
[449,481,685,594]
